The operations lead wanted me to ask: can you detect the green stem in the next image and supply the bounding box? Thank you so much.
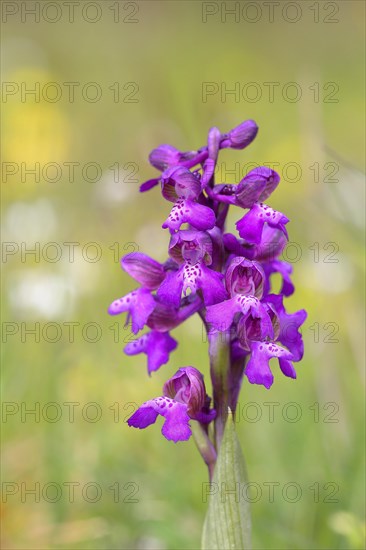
[229,355,248,417]
[191,422,217,482]
[208,330,231,450]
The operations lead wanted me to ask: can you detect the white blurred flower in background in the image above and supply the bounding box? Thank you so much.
[3,198,58,242]
[8,270,76,319]
[3,199,101,319]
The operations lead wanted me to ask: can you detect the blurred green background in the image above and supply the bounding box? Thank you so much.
[1,1,365,549]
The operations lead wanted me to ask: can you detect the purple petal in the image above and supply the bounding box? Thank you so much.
[194,409,217,423]
[265,294,307,360]
[124,333,148,356]
[180,262,227,305]
[121,253,165,290]
[146,331,178,373]
[161,400,192,442]
[235,167,270,208]
[169,229,213,266]
[139,178,160,193]
[236,202,289,245]
[162,199,216,231]
[276,261,294,297]
[206,297,241,331]
[253,226,287,262]
[197,264,228,305]
[223,233,256,260]
[245,341,294,389]
[130,289,156,334]
[258,170,280,202]
[245,349,274,390]
[124,330,178,374]
[236,209,263,245]
[128,397,191,442]
[161,166,201,201]
[207,126,221,160]
[108,289,136,316]
[157,269,184,308]
[225,256,265,298]
[238,302,275,348]
[163,366,207,416]
[235,294,264,317]
[279,359,297,379]
[127,403,159,429]
[149,144,181,171]
[147,296,202,331]
[263,260,294,297]
[201,158,216,188]
[228,120,258,150]
[181,263,200,296]
[108,288,156,333]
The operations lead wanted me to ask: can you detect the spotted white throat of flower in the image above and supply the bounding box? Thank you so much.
[182,262,202,295]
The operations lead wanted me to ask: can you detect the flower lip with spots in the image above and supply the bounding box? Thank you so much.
[162,198,216,232]
[236,202,289,245]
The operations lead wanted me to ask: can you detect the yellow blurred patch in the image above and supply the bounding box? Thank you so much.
[2,68,70,169]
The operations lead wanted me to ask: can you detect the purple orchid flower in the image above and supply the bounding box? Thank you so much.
[236,202,289,245]
[265,294,307,360]
[127,367,215,442]
[127,396,192,442]
[206,294,272,334]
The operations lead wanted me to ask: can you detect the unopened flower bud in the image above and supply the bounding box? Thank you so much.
[236,167,280,208]
[228,119,258,149]
[207,126,221,160]
[149,144,182,171]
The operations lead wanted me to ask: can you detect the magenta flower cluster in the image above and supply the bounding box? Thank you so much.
[108,120,307,443]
